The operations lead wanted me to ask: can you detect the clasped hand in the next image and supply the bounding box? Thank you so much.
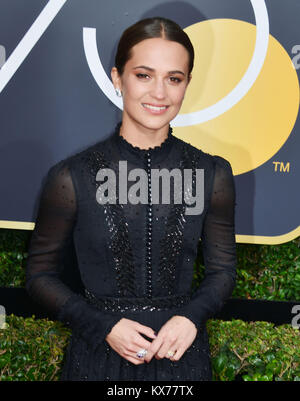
[105,315,197,365]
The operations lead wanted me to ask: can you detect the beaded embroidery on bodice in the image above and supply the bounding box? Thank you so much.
[84,123,206,299]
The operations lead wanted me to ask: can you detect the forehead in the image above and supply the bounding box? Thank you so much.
[126,38,189,71]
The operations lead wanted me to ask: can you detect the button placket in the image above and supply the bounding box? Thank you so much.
[145,151,153,298]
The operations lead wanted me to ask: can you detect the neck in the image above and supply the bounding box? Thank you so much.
[119,117,170,150]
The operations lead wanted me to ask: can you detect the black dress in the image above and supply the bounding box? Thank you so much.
[25,122,237,381]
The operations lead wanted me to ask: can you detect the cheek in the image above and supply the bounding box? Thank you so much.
[171,87,188,106]
[122,78,145,100]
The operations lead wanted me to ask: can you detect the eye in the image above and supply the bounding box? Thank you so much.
[136,73,150,79]
[169,76,182,84]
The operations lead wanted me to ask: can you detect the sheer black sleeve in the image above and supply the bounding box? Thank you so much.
[176,156,237,329]
[25,160,121,350]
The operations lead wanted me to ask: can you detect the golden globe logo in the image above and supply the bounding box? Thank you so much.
[83,0,299,176]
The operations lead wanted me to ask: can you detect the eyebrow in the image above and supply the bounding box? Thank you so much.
[132,65,186,76]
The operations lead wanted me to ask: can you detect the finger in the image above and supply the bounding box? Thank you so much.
[135,323,157,339]
[144,335,164,363]
[169,342,185,361]
[164,340,178,359]
[124,354,145,365]
[125,335,155,364]
[143,346,156,363]
[155,336,177,360]
[142,346,155,363]
[166,348,178,360]
[126,335,153,353]
[126,349,150,363]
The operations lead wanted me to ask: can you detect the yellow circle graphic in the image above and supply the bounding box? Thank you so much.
[173,19,299,176]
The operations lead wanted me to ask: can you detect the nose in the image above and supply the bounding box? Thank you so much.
[150,78,167,100]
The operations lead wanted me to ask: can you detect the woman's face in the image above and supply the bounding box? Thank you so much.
[111,37,191,133]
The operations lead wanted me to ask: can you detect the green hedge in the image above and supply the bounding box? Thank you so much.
[232,239,300,301]
[0,228,299,302]
[0,229,29,287]
[0,315,70,381]
[0,315,299,381]
[193,236,300,301]
[207,319,300,381]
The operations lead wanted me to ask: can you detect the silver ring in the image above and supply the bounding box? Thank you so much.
[136,349,148,358]
[167,350,175,357]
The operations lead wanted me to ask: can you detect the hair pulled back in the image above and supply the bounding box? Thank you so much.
[115,17,194,76]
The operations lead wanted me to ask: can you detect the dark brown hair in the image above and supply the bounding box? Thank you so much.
[115,17,194,76]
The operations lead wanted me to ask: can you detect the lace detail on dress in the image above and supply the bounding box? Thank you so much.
[157,143,198,295]
[157,204,186,295]
[114,121,174,155]
[86,149,137,297]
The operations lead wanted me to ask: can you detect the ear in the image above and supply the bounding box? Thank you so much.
[111,67,122,91]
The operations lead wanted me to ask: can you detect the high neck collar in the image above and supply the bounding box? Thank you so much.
[112,121,175,163]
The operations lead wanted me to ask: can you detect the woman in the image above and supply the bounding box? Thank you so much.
[26,16,237,381]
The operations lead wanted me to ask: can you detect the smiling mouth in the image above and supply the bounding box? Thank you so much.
[142,103,169,112]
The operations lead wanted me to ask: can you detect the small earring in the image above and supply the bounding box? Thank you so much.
[115,88,122,97]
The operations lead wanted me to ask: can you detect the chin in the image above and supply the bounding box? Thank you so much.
[137,115,174,131]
